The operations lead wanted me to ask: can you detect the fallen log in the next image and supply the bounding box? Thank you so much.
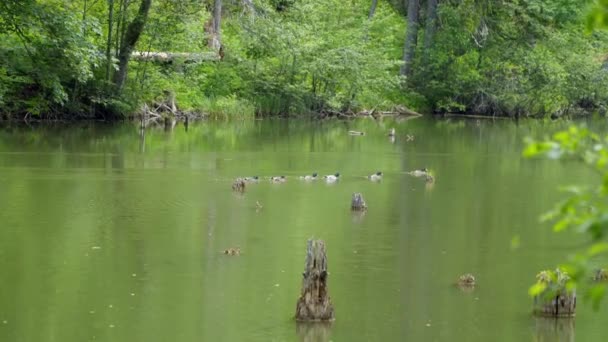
[131,51,219,63]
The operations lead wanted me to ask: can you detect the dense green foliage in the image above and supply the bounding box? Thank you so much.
[0,0,607,119]
[525,126,608,307]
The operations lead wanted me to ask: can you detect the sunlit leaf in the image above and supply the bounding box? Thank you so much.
[529,282,547,297]
[588,242,608,257]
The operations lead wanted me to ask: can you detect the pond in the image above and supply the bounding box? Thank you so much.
[0,118,606,341]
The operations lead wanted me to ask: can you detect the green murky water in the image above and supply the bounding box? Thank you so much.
[0,118,605,341]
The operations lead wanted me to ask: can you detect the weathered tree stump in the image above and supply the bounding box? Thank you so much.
[232,178,246,192]
[295,239,335,321]
[351,193,367,211]
[593,268,608,282]
[533,269,576,317]
[457,273,476,287]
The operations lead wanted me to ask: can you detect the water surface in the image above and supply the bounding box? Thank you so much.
[0,118,605,341]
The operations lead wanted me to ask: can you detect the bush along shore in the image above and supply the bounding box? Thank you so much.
[1,1,608,121]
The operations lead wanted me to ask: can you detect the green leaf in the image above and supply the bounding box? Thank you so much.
[588,242,608,257]
[529,282,547,297]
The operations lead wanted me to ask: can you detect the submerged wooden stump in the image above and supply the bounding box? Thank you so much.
[533,269,576,317]
[295,239,335,321]
[593,268,608,282]
[351,193,367,211]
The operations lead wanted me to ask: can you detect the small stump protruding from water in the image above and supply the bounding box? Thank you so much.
[457,273,476,287]
[593,268,608,282]
[295,239,335,322]
[351,193,367,211]
[232,178,246,192]
[533,269,576,317]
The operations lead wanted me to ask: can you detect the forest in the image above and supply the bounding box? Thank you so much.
[1,0,607,119]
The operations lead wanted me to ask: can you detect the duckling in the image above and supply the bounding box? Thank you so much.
[367,171,383,181]
[348,130,365,136]
[270,176,286,183]
[388,128,396,137]
[299,172,318,181]
[323,172,340,183]
[223,247,241,256]
[244,176,259,183]
[408,168,428,177]
[232,178,246,192]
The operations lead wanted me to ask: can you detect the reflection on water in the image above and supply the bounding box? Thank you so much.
[0,118,606,341]
[296,322,332,342]
[534,318,575,342]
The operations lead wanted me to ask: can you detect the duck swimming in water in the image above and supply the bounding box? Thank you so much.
[223,247,241,256]
[323,172,340,183]
[270,176,286,183]
[408,168,429,177]
[388,128,396,137]
[368,171,383,181]
[299,172,318,181]
[244,176,259,183]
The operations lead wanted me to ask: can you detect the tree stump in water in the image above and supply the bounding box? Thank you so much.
[351,193,367,211]
[295,239,335,321]
[533,269,576,317]
[593,268,608,282]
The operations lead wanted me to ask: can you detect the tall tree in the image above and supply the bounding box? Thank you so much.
[423,0,438,54]
[368,0,378,19]
[105,0,115,82]
[205,0,222,50]
[401,0,419,76]
[113,0,152,89]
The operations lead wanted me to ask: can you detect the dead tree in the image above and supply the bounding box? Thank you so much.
[295,239,335,321]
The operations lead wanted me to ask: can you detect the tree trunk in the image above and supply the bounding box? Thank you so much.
[368,0,378,19]
[295,239,335,321]
[401,0,420,76]
[105,0,115,82]
[423,0,438,54]
[113,0,152,89]
[205,0,222,51]
[242,0,255,13]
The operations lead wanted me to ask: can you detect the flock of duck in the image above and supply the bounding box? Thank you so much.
[231,168,434,191]
[228,128,435,193]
